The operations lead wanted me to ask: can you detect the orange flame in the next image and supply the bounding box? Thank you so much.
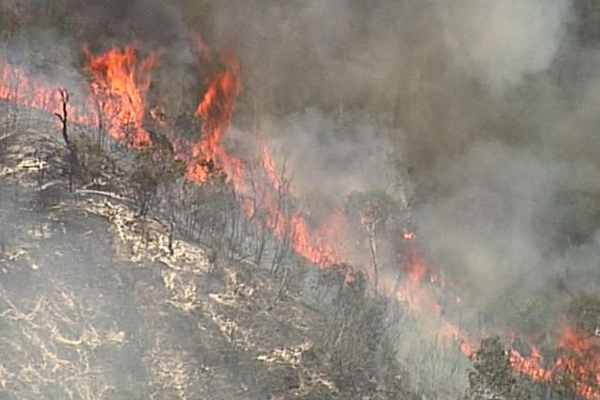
[0,54,91,126]
[186,51,242,184]
[2,41,600,399]
[83,46,155,147]
[403,230,416,241]
[0,47,156,147]
[183,48,345,266]
[395,247,441,316]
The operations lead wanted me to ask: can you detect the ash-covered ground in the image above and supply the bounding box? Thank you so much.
[0,123,417,400]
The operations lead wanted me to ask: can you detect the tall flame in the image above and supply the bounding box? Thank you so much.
[186,52,242,184]
[183,48,343,266]
[0,41,599,398]
[83,46,155,147]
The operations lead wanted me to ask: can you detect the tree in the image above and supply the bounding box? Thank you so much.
[71,134,117,186]
[131,145,184,218]
[319,272,417,399]
[346,191,401,290]
[54,88,77,191]
[567,292,600,336]
[269,162,293,275]
[464,336,531,400]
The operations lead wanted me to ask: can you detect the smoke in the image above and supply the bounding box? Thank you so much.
[416,143,572,302]
[195,0,600,389]
[437,0,572,93]
[65,0,187,48]
[198,0,576,174]
[258,109,399,201]
[5,0,600,395]
[15,0,589,338]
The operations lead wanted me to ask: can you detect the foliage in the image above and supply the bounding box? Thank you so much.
[542,189,600,252]
[567,292,600,335]
[504,295,554,336]
[464,336,531,400]
[295,386,336,400]
[573,0,600,46]
[322,274,418,399]
[72,134,117,183]
[345,190,402,230]
[345,190,404,287]
[131,146,185,217]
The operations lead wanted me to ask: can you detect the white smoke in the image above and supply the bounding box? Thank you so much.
[437,0,573,92]
[260,109,398,200]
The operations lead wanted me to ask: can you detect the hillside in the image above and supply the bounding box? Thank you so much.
[0,128,417,400]
[2,1,600,399]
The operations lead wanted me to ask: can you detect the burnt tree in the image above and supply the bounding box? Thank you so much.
[54,88,77,192]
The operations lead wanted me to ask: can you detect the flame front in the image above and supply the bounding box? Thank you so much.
[0,54,88,125]
[1,41,600,398]
[183,49,342,266]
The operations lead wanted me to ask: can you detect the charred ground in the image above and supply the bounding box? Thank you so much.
[0,117,419,400]
[2,1,600,400]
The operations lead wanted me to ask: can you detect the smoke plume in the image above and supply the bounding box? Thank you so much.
[5,0,600,395]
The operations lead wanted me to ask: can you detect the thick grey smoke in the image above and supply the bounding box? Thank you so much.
[5,0,600,395]
[43,0,592,325]
[200,0,600,335]
[437,0,573,93]
[260,109,399,201]
[200,0,580,171]
[417,143,573,302]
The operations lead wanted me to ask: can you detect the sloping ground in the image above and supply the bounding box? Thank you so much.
[0,130,417,400]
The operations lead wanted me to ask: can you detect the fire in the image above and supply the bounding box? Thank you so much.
[83,46,155,147]
[2,38,600,399]
[186,51,242,185]
[290,206,345,266]
[508,348,552,382]
[557,319,597,355]
[553,320,600,397]
[180,45,345,266]
[395,247,441,316]
[0,54,85,124]
[440,321,475,357]
[394,234,600,397]
[259,138,284,193]
[403,230,416,240]
[0,46,156,148]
